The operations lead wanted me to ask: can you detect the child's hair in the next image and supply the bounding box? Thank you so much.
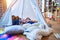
[26,17,31,20]
[12,15,16,20]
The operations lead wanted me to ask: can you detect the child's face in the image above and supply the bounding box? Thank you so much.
[12,17,16,20]
[16,16,19,20]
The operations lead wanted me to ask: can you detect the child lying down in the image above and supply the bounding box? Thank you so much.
[12,15,37,25]
[20,17,37,24]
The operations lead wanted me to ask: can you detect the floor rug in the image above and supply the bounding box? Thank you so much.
[0,34,24,40]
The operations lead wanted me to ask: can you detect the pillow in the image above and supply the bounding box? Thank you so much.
[4,25,25,35]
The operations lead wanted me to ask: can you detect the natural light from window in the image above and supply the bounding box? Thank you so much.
[6,0,12,8]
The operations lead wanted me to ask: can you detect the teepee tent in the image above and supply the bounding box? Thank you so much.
[0,0,48,28]
[0,0,17,26]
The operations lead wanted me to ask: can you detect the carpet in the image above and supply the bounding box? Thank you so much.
[0,34,24,40]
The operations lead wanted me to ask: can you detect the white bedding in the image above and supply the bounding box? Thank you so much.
[4,23,53,40]
[23,23,53,40]
[24,29,42,40]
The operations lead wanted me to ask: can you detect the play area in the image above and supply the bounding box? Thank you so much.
[0,0,54,40]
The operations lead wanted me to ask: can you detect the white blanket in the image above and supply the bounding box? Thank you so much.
[24,29,42,40]
[23,23,53,40]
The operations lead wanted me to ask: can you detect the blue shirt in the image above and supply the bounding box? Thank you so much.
[12,19,19,25]
[27,21,35,24]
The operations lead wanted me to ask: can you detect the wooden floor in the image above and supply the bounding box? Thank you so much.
[42,18,60,40]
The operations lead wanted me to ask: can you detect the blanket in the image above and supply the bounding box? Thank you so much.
[23,23,53,40]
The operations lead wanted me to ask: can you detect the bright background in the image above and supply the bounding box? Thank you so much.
[6,0,13,8]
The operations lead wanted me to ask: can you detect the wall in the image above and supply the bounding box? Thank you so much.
[0,0,7,18]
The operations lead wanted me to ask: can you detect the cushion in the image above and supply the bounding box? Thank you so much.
[4,25,25,35]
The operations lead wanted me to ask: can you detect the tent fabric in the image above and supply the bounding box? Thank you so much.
[0,0,48,28]
[0,0,17,26]
[0,8,12,25]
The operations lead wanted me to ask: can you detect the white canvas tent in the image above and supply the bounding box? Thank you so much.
[0,0,53,39]
[0,0,48,28]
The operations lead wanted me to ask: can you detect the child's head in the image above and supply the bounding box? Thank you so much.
[26,17,31,20]
[26,17,31,22]
[16,16,19,20]
[12,15,16,20]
